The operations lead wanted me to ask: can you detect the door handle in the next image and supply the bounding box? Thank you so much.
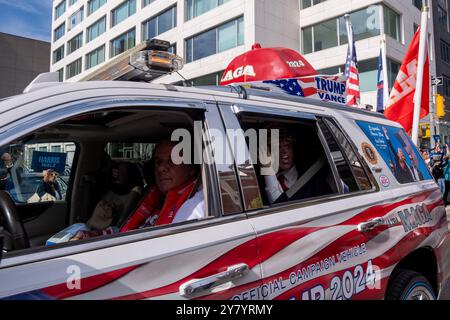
[179,263,249,298]
[357,217,384,232]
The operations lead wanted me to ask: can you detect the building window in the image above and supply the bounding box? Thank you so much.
[387,59,401,89]
[110,28,136,58]
[87,16,106,42]
[55,1,66,20]
[301,0,326,9]
[185,16,244,63]
[438,0,449,31]
[384,5,401,41]
[413,0,422,10]
[441,40,450,64]
[142,0,156,7]
[142,6,177,41]
[51,146,62,152]
[444,76,450,98]
[111,0,136,27]
[168,43,177,54]
[69,0,77,6]
[54,22,65,42]
[189,71,224,85]
[185,0,231,21]
[339,5,381,44]
[66,58,82,79]
[86,45,105,70]
[88,0,107,16]
[302,5,381,54]
[57,68,64,82]
[67,32,83,54]
[314,58,400,93]
[53,45,65,64]
[68,6,84,31]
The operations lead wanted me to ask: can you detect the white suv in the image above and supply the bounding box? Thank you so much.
[0,81,448,300]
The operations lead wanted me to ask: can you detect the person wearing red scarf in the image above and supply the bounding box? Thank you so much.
[71,140,204,240]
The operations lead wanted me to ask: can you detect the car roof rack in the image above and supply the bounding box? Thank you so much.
[196,84,386,119]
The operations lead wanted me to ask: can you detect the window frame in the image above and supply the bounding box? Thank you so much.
[52,45,65,64]
[110,28,136,58]
[184,16,244,63]
[55,0,66,20]
[317,117,375,193]
[68,6,84,31]
[220,104,378,217]
[67,32,84,55]
[141,5,177,41]
[53,22,66,42]
[65,58,82,79]
[87,16,106,43]
[87,0,107,16]
[85,45,106,70]
[111,0,137,28]
[0,98,233,262]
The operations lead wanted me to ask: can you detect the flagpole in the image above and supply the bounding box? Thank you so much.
[381,39,390,107]
[411,5,429,146]
[379,7,390,108]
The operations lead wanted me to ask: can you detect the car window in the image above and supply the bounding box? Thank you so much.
[318,118,372,192]
[0,107,217,255]
[237,113,339,207]
[357,121,433,184]
[0,142,76,203]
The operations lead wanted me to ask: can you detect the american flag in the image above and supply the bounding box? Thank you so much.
[344,21,360,106]
[264,77,317,97]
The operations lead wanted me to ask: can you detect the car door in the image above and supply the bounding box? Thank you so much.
[219,103,404,300]
[0,97,262,300]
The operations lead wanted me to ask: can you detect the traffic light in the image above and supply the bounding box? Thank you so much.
[436,94,446,118]
[419,123,430,138]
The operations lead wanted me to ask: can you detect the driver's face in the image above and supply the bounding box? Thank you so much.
[154,142,195,193]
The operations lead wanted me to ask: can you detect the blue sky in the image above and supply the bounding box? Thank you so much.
[0,0,53,42]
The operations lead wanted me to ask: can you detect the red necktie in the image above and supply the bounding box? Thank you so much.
[278,175,289,192]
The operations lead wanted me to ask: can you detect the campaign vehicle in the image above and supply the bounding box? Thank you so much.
[0,41,449,300]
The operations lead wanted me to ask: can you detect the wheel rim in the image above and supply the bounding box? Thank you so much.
[404,285,435,300]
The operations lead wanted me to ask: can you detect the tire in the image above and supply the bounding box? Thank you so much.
[385,269,436,300]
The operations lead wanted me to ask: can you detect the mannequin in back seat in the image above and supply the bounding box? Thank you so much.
[70,140,205,240]
[86,161,144,230]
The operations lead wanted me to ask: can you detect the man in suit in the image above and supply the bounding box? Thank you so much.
[262,128,334,205]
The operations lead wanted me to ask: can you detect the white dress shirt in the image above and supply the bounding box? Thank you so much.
[264,166,299,204]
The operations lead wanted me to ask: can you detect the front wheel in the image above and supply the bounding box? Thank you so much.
[385,269,436,300]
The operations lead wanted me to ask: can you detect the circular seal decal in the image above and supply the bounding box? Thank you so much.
[379,175,390,188]
[361,142,378,165]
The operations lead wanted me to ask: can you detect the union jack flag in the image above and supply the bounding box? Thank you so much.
[344,22,360,107]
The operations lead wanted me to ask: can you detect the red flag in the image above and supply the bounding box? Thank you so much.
[384,28,429,134]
